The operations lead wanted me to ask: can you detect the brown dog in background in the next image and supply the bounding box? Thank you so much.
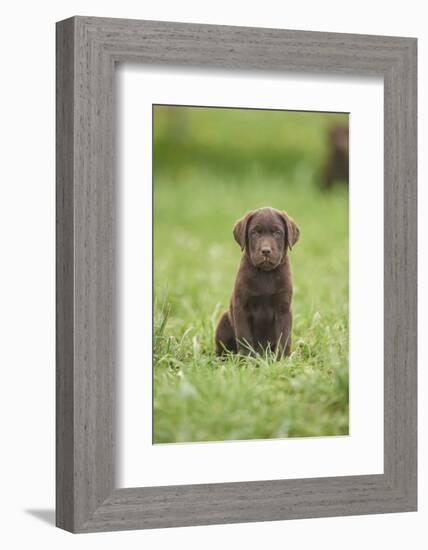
[323,124,349,188]
[215,207,300,357]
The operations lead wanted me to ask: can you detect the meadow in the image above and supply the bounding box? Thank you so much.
[153,106,349,443]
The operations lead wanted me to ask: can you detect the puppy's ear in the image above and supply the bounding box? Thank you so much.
[233,211,254,250]
[282,211,300,251]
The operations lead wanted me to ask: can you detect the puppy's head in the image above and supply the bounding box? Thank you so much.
[233,207,300,271]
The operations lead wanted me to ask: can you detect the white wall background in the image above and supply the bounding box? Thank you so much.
[0,1,424,548]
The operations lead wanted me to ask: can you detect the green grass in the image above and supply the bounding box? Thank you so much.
[153,107,349,443]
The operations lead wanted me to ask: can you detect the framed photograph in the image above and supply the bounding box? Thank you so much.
[56,16,417,532]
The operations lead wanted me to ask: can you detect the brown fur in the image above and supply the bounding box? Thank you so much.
[323,124,349,188]
[215,207,300,357]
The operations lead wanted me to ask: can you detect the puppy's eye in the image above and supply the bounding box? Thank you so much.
[273,230,282,236]
[251,229,259,236]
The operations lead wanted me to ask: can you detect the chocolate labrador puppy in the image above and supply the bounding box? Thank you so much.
[215,207,300,357]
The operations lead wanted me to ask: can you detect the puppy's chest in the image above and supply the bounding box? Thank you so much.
[244,292,289,319]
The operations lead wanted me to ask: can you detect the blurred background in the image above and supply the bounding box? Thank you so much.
[154,105,348,186]
[153,105,349,444]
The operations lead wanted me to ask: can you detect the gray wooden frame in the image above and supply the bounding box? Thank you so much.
[56,16,417,533]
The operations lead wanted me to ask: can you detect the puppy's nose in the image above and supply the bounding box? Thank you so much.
[261,247,272,256]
